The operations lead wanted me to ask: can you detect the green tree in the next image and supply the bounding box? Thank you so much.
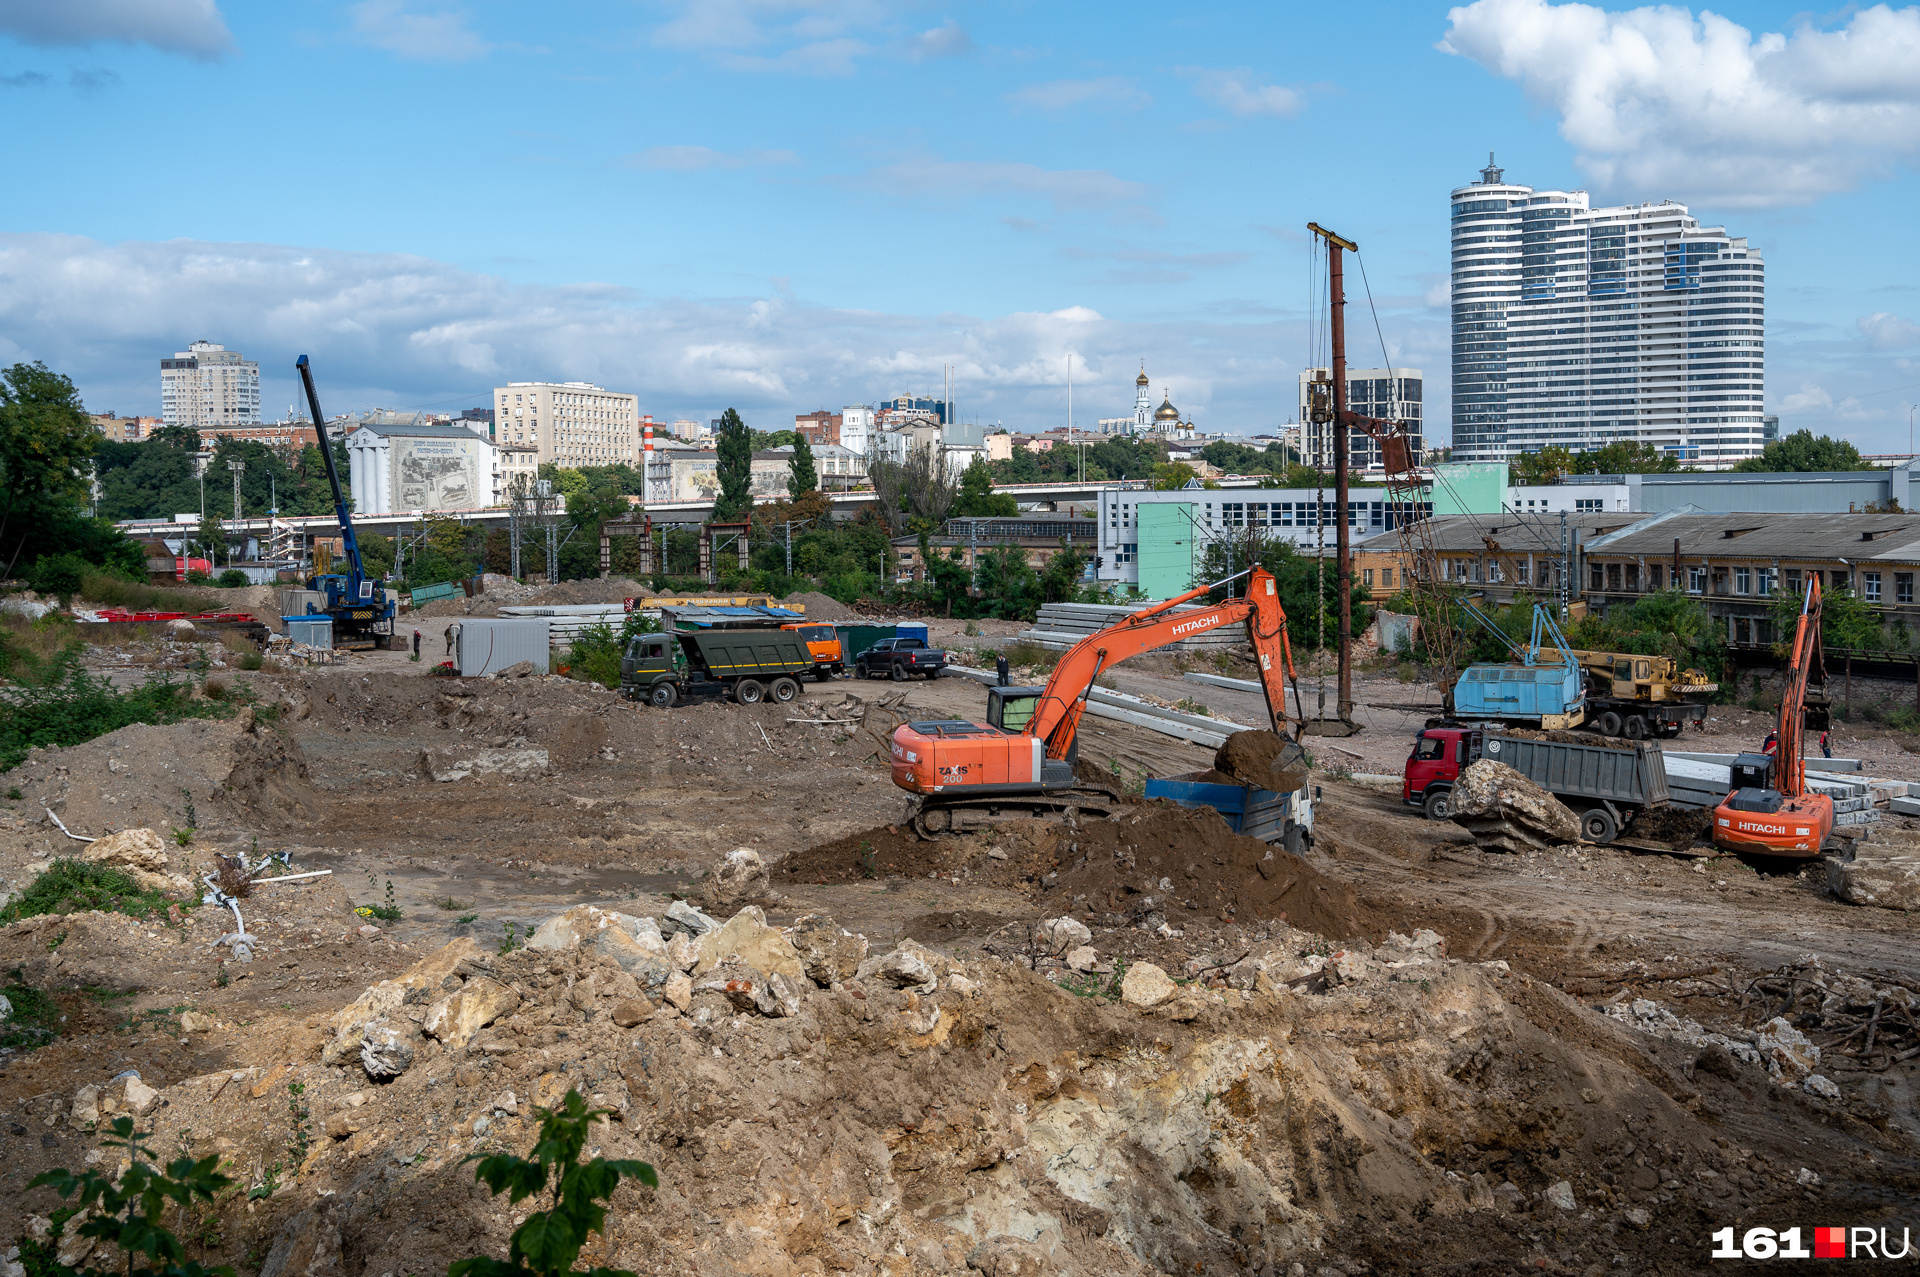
[787,435,818,500]
[1732,429,1876,473]
[1152,462,1198,490]
[952,455,1017,517]
[29,1114,236,1277]
[0,362,99,577]
[713,408,754,521]
[1509,446,1575,486]
[1577,440,1681,474]
[28,552,88,603]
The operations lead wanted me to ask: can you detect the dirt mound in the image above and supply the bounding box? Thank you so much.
[1048,804,1374,938]
[782,590,859,621]
[1502,726,1636,751]
[1630,802,1712,847]
[1214,729,1309,790]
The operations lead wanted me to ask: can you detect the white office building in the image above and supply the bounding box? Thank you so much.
[840,404,876,457]
[160,341,260,429]
[1451,155,1765,468]
[1296,367,1424,471]
[492,381,639,468]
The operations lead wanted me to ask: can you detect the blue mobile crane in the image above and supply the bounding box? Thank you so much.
[1448,600,1588,730]
[295,355,396,648]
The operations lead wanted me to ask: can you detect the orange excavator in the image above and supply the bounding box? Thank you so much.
[1712,576,1833,857]
[890,567,1300,836]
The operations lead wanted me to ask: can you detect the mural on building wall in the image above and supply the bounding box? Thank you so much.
[394,437,480,511]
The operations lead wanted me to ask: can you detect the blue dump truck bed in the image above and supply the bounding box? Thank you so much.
[1144,771,1307,851]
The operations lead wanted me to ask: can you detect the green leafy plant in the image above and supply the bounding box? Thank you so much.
[0,976,60,1050]
[6,786,21,800]
[0,858,177,925]
[214,569,248,589]
[286,1082,311,1169]
[449,1089,657,1277]
[248,1161,281,1201]
[498,921,524,956]
[172,826,193,847]
[857,839,877,880]
[29,1114,236,1276]
[458,913,479,925]
[0,651,233,772]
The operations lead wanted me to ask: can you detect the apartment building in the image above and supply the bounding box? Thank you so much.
[160,341,260,430]
[1451,156,1765,468]
[795,410,841,446]
[492,381,639,467]
[1296,367,1425,471]
[90,413,163,442]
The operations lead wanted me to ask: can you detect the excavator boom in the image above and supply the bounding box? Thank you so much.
[1712,577,1831,857]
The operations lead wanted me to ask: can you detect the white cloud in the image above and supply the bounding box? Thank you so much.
[651,0,891,74]
[865,155,1150,212]
[0,232,1365,433]
[0,0,232,59]
[1860,311,1920,351]
[349,0,491,62]
[906,19,969,61]
[1182,67,1306,118]
[1439,0,1920,207]
[621,145,799,171]
[1005,77,1148,111]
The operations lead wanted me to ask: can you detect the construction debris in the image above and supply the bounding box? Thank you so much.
[1826,827,1920,911]
[1447,758,1582,852]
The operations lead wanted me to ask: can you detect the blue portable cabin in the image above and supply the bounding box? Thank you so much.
[1450,602,1588,728]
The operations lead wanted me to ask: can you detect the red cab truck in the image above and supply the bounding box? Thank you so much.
[1402,725,1677,844]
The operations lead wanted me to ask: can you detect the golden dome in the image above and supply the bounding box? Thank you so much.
[1153,391,1180,422]
[1136,366,1150,387]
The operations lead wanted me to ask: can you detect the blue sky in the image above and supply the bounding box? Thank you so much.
[2,0,1919,450]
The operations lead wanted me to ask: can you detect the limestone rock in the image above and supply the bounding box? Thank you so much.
[1545,1180,1576,1211]
[592,927,676,989]
[855,940,939,994]
[79,827,192,897]
[696,962,802,1018]
[1065,946,1102,973]
[122,1077,160,1115]
[1803,1073,1840,1099]
[422,976,520,1050]
[1826,839,1920,911]
[491,660,537,679]
[418,746,549,782]
[609,998,653,1027]
[1037,916,1091,950]
[609,913,669,954]
[71,1084,99,1127]
[360,1021,415,1079]
[179,1011,213,1033]
[661,972,692,1012]
[258,1197,345,1277]
[321,938,481,1066]
[1449,760,1582,853]
[1329,950,1371,984]
[1755,1016,1819,1081]
[527,904,626,952]
[1120,962,1177,1008]
[965,1234,1056,1277]
[662,900,720,937]
[693,905,807,983]
[702,847,770,907]
[787,913,869,986]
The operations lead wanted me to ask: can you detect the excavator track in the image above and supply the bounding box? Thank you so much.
[908,785,1126,839]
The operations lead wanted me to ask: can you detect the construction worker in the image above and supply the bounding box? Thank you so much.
[1821,729,1832,759]
[1763,729,1778,756]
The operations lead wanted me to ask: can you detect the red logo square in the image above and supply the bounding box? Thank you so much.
[1814,1227,1847,1259]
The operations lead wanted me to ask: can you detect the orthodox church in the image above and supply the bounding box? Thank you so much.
[1110,364,1195,439]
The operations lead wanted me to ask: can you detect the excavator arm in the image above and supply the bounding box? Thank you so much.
[1025,566,1298,759]
[1776,576,1823,800]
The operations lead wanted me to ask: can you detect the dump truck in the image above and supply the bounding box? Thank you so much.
[1145,771,1315,855]
[1403,725,1675,843]
[620,628,815,707]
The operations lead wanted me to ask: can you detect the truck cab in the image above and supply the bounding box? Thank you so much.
[621,633,683,704]
[1403,726,1471,820]
[780,622,844,679]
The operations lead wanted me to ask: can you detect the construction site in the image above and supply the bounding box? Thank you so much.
[3,298,1917,1277]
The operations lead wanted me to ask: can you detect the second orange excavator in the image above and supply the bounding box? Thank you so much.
[1712,576,1834,857]
[890,567,1301,837]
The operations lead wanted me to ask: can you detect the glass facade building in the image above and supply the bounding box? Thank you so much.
[1450,157,1766,468]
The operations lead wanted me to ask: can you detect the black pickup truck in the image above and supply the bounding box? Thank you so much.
[856,636,947,681]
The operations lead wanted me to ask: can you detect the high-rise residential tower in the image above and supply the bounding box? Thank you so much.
[160,341,261,429]
[1450,156,1766,468]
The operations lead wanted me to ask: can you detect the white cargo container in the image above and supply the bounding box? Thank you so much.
[454,618,552,677]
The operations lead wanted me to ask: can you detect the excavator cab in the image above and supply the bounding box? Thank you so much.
[986,686,1044,733]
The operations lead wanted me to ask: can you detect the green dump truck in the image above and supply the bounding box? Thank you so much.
[620,628,815,708]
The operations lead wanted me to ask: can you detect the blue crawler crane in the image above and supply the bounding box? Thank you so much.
[295,354,395,648]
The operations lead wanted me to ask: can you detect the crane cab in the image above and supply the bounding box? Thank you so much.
[987,685,1043,732]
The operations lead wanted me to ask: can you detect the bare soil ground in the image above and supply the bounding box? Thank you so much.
[0,638,1914,1276]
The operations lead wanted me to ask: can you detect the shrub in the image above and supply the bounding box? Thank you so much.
[0,648,232,771]
[30,1115,235,1277]
[215,569,249,589]
[27,553,88,602]
[564,613,661,690]
[1001,639,1059,673]
[0,858,178,925]
[0,978,61,1050]
[77,571,219,614]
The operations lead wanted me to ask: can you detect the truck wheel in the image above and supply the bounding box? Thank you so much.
[1423,789,1452,821]
[649,683,677,708]
[1623,715,1649,740]
[1581,807,1618,843]
[735,680,765,704]
[769,677,800,703]
[1596,710,1624,737]
[1283,825,1306,857]
[891,662,910,682]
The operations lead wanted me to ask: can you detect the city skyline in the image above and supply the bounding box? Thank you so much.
[2,2,1918,450]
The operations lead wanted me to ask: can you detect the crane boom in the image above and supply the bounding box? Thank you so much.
[296,355,367,597]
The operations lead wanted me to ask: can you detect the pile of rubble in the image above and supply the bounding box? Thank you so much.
[1827,826,1920,911]
[1448,759,1581,853]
